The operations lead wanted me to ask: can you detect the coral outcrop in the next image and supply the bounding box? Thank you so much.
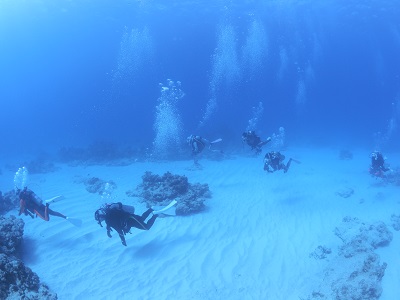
[0,190,19,215]
[0,215,57,300]
[0,215,24,255]
[128,171,211,215]
[305,217,391,300]
[74,177,117,198]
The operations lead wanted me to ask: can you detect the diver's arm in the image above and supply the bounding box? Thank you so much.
[264,162,273,173]
[114,228,127,246]
[118,233,127,246]
[18,199,25,216]
[106,225,113,238]
[107,223,126,246]
[19,199,34,218]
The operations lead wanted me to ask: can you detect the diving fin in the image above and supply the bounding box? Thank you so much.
[45,195,65,204]
[152,199,178,216]
[211,138,222,144]
[258,139,271,147]
[209,138,223,154]
[66,217,82,227]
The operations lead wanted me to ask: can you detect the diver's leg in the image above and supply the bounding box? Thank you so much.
[44,205,49,221]
[284,159,293,173]
[144,215,158,230]
[34,205,49,221]
[141,208,153,220]
[128,215,148,230]
[48,208,67,219]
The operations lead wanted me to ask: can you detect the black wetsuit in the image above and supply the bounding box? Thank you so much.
[190,136,207,155]
[369,152,389,178]
[243,131,265,155]
[104,203,158,246]
[188,135,210,165]
[264,151,292,173]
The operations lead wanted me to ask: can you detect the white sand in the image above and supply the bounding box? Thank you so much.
[2,147,399,299]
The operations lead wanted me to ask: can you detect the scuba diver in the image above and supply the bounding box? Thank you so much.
[242,131,271,155]
[187,135,209,156]
[18,187,67,221]
[263,151,299,173]
[95,201,176,246]
[369,151,390,178]
[187,135,222,165]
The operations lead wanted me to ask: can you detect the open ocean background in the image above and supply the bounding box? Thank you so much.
[1,0,399,162]
[1,2,400,299]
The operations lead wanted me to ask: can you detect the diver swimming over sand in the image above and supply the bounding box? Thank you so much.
[242,130,271,155]
[94,200,177,246]
[187,134,222,165]
[17,187,81,226]
[369,151,391,178]
[263,151,300,173]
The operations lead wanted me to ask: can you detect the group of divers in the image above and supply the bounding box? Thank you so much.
[187,130,299,173]
[15,131,392,246]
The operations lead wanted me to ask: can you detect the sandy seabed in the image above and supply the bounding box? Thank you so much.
[2,147,400,300]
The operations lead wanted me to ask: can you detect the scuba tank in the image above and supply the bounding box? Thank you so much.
[20,187,43,206]
[31,191,43,206]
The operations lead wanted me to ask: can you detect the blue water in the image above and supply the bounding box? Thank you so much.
[1,0,399,161]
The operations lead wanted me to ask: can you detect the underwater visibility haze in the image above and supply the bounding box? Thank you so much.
[2,1,400,299]
[1,0,400,159]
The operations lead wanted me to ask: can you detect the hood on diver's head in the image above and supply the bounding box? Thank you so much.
[94,208,106,226]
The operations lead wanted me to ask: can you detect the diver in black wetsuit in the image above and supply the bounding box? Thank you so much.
[264,151,298,173]
[242,131,271,155]
[187,135,208,155]
[187,135,210,163]
[369,151,390,178]
[95,202,158,246]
